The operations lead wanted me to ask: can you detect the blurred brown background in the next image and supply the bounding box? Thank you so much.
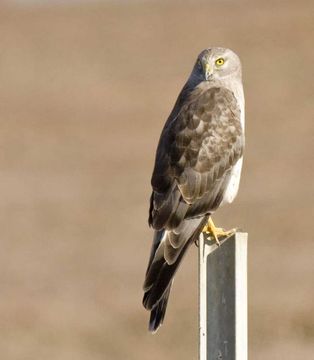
[0,0,313,359]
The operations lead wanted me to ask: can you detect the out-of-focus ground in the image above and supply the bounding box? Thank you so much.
[0,1,313,359]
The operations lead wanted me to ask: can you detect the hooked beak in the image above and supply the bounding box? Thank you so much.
[204,63,213,80]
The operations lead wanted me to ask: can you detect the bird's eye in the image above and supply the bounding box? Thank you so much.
[215,58,225,66]
[197,59,202,68]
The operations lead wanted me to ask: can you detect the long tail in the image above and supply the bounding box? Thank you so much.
[142,215,208,332]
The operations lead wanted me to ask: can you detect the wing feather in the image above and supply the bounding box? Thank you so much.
[144,84,244,330]
[149,86,244,229]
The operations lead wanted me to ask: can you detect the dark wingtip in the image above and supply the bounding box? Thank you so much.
[148,286,171,333]
[142,291,151,310]
[148,303,165,333]
[149,309,163,333]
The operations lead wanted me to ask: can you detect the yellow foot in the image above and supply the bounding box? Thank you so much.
[202,217,235,246]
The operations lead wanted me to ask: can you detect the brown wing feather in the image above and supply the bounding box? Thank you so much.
[149,86,244,229]
[144,85,244,332]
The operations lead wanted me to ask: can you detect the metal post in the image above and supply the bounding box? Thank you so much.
[199,232,248,360]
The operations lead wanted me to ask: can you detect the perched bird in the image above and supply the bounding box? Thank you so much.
[142,47,245,333]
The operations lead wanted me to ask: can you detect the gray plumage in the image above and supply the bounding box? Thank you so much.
[143,47,245,332]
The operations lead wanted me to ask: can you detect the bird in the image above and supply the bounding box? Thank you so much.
[142,47,245,333]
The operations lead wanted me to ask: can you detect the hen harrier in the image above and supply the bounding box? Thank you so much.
[143,47,245,332]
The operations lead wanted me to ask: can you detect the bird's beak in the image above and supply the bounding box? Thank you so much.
[204,63,213,80]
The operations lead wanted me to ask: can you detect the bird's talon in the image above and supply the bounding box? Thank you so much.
[202,217,235,245]
[215,237,221,246]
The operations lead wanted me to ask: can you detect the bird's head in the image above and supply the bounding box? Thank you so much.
[192,47,242,82]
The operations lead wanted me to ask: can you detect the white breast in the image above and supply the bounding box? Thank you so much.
[220,80,245,206]
[220,156,243,206]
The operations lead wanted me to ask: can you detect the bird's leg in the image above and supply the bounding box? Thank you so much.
[202,217,235,246]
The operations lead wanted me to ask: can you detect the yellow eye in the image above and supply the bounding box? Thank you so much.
[215,58,225,66]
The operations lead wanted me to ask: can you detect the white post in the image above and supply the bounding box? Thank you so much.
[199,232,248,360]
